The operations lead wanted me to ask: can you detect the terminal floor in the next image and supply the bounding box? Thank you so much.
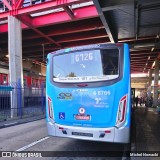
[0,105,160,159]
[132,105,160,158]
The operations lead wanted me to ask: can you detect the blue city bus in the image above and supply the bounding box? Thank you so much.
[46,43,131,143]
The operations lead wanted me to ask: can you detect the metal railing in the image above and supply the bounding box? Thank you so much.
[0,82,45,121]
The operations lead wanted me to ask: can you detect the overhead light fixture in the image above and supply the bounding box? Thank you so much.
[148,56,150,60]
[133,43,154,49]
[152,61,155,68]
[5,54,9,58]
[131,73,148,77]
[151,47,154,52]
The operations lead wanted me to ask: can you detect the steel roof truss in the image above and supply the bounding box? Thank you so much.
[17,15,61,47]
[15,0,25,9]
[63,6,74,19]
[92,0,117,43]
[1,0,12,10]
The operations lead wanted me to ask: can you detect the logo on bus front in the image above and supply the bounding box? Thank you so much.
[75,107,90,121]
[79,107,85,114]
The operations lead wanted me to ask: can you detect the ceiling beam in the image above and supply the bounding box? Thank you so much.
[0,0,92,18]
[119,36,157,42]
[131,59,147,62]
[131,49,160,54]
[92,0,117,43]
[131,52,156,55]
[23,46,58,54]
[131,54,154,59]
[0,5,98,33]
[63,6,74,19]
[1,0,12,10]
[0,12,9,19]
[131,57,154,62]
[17,15,61,47]
[140,1,160,10]
[58,37,110,47]
[99,0,134,12]
[135,2,140,40]
[15,0,25,9]
[22,37,108,54]
[23,19,104,40]
[131,64,147,67]
[54,30,108,43]
[140,23,160,29]
[21,36,108,50]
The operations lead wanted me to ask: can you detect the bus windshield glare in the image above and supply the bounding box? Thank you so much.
[53,49,119,83]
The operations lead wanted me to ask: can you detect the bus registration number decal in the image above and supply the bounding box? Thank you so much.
[72,132,93,137]
[75,114,90,120]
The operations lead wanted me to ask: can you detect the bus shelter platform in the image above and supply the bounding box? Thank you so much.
[131,106,160,159]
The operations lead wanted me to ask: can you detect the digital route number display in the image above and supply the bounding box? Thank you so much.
[74,52,93,62]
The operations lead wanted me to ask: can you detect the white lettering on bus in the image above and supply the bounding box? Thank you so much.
[93,91,111,96]
[95,98,101,104]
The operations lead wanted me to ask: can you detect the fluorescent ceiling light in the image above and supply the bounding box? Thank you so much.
[134,43,154,49]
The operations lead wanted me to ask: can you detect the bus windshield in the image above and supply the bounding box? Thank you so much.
[53,49,119,83]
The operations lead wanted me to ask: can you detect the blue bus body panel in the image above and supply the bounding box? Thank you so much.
[46,44,131,129]
[47,83,129,128]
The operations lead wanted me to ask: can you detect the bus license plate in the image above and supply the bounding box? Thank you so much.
[72,132,93,137]
[75,114,90,120]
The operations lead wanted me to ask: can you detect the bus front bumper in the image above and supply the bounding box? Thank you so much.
[47,121,130,143]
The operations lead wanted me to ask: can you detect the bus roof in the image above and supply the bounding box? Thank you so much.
[49,43,126,56]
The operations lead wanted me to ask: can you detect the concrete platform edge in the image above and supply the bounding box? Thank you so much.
[0,114,45,129]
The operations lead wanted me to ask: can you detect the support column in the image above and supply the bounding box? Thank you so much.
[147,69,153,96]
[149,69,153,86]
[153,59,159,107]
[8,16,23,118]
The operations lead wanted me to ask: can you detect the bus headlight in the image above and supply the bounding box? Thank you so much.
[48,97,54,120]
[116,95,127,127]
